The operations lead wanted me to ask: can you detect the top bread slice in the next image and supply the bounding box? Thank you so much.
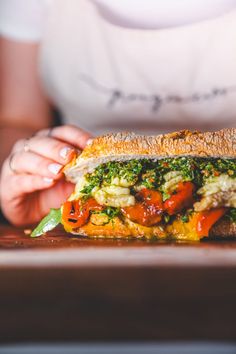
[64,128,236,183]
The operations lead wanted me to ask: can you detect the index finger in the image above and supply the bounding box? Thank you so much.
[37,125,93,150]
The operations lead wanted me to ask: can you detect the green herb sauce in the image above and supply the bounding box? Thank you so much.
[226,208,236,223]
[79,157,236,224]
[83,157,236,197]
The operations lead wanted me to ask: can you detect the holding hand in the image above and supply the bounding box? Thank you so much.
[0,125,92,226]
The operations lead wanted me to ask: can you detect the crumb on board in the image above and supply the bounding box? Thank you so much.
[24,229,32,235]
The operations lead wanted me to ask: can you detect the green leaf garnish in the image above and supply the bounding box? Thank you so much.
[31,208,61,237]
[181,214,189,223]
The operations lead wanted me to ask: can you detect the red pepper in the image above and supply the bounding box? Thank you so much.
[122,203,162,227]
[136,188,164,210]
[62,198,103,228]
[196,208,227,238]
[122,188,163,227]
[164,181,195,215]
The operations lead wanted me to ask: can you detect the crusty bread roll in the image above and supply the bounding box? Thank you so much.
[70,217,236,240]
[64,128,236,183]
[209,218,236,239]
[62,128,236,240]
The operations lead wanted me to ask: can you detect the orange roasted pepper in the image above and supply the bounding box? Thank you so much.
[164,181,195,215]
[196,207,227,238]
[122,188,163,227]
[62,198,103,229]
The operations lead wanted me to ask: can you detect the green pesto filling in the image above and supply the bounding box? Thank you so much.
[82,157,236,193]
[226,208,236,223]
[80,157,236,223]
[91,206,121,219]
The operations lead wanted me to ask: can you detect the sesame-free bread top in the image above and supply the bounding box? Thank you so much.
[64,128,236,183]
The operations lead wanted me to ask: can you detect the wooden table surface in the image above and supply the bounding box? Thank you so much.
[0,224,236,343]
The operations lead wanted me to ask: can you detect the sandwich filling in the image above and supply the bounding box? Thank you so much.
[59,157,236,240]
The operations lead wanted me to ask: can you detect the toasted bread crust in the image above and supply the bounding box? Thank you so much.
[64,128,236,182]
[209,218,236,238]
[71,217,236,240]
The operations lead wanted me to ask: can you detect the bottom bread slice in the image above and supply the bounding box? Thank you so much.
[69,216,236,240]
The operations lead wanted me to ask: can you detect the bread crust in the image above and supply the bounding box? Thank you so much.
[64,128,236,182]
[71,217,236,240]
[209,218,236,239]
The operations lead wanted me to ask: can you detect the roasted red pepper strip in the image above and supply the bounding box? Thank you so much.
[122,203,162,227]
[136,188,164,211]
[122,188,163,227]
[62,198,103,228]
[164,181,195,215]
[196,208,227,238]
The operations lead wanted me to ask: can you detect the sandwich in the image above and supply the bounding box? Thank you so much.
[31,128,236,241]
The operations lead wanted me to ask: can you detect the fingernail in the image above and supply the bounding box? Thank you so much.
[59,147,73,159]
[48,163,63,175]
[86,138,93,145]
[43,177,54,183]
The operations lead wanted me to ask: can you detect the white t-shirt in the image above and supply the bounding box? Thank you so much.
[0,0,236,134]
[1,0,236,38]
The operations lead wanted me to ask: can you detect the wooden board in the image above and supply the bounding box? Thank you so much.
[0,224,236,343]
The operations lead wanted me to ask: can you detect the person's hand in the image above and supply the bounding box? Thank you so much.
[0,125,92,226]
